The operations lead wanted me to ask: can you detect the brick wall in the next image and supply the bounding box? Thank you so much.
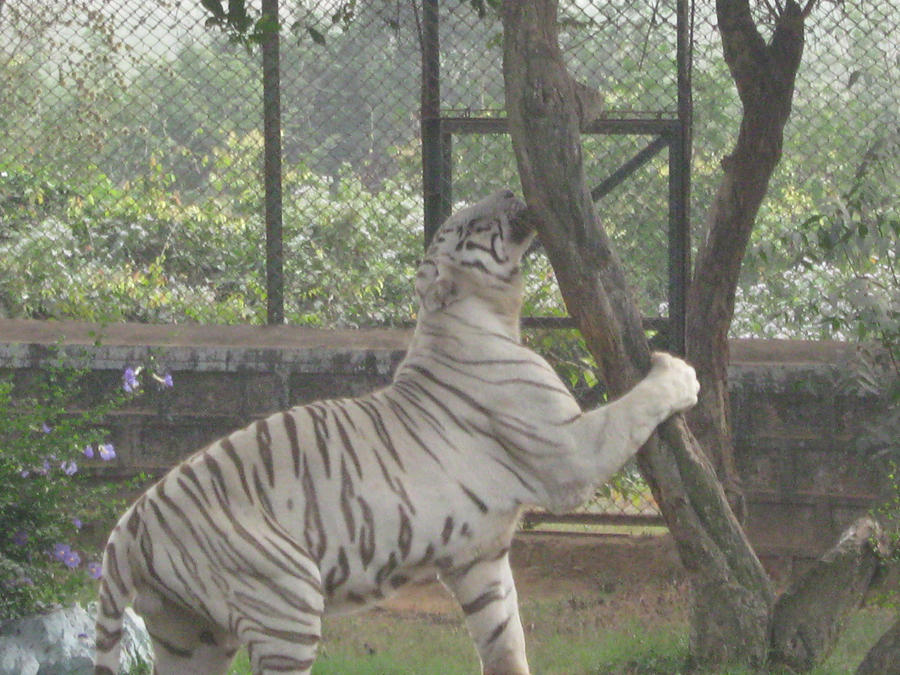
[0,320,891,575]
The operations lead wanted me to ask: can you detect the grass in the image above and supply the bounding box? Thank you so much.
[221,598,895,674]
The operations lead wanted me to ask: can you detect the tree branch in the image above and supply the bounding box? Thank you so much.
[801,0,818,18]
[715,0,768,107]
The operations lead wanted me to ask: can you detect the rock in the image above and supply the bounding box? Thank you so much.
[0,603,151,675]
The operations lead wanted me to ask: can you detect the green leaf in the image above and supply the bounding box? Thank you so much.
[307,26,326,46]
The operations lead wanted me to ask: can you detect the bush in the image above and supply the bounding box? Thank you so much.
[0,356,168,622]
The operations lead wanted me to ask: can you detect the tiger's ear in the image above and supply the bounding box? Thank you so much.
[415,262,459,312]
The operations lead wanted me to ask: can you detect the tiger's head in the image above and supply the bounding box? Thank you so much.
[415,189,536,319]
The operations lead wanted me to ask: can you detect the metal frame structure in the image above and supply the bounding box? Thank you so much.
[420,0,693,354]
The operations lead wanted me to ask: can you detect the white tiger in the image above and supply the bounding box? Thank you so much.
[93,189,699,675]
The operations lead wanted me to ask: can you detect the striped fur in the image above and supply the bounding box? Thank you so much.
[94,189,699,674]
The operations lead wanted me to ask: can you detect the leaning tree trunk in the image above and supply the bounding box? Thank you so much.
[769,517,887,670]
[502,1,890,671]
[501,1,775,668]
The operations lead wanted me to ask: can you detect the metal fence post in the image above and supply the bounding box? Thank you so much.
[262,0,284,324]
[421,0,450,248]
[668,0,693,355]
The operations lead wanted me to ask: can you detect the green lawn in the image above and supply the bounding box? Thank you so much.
[221,600,894,675]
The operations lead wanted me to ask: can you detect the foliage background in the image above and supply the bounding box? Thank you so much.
[0,0,895,340]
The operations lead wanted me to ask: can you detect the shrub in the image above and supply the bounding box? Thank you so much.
[0,356,169,622]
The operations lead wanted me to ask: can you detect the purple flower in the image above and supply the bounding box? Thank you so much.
[83,445,95,459]
[63,549,81,569]
[41,422,52,434]
[13,530,28,546]
[87,562,103,580]
[73,517,83,530]
[52,542,81,568]
[20,469,30,478]
[52,542,72,562]
[123,367,139,393]
[98,443,116,461]
[61,460,78,476]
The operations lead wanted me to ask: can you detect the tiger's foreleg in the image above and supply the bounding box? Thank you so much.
[442,549,530,675]
[566,351,699,490]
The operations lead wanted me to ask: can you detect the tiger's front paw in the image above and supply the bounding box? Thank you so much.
[648,352,700,415]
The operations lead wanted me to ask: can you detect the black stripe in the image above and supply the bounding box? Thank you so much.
[462,585,509,616]
[306,405,332,478]
[103,543,129,598]
[355,399,405,470]
[281,411,302,478]
[485,617,511,646]
[332,411,363,478]
[383,392,448,466]
[178,463,212,506]
[397,505,413,559]
[220,438,255,504]
[339,457,356,541]
[431,352,572,395]
[459,483,489,513]
[252,465,276,516]
[202,453,231,507]
[256,419,275,488]
[442,516,454,545]
[301,455,327,562]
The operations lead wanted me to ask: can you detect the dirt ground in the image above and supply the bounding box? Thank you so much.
[379,531,688,622]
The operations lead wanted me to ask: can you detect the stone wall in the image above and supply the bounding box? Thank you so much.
[0,320,890,577]
[728,340,890,578]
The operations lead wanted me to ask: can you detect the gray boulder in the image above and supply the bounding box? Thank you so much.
[0,603,151,675]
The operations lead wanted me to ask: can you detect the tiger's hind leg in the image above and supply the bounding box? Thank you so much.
[139,594,239,675]
[442,549,530,675]
[232,570,325,675]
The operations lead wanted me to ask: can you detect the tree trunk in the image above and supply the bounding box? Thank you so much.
[501,1,775,668]
[769,518,887,670]
[856,613,900,675]
[686,0,808,523]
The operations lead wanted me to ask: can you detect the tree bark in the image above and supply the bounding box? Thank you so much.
[856,613,900,675]
[685,0,807,521]
[501,1,774,669]
[769,517,886,671]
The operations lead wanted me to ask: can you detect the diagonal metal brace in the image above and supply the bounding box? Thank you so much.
[590,134,670,202]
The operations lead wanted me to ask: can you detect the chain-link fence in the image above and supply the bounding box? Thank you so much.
[2,0,897,524]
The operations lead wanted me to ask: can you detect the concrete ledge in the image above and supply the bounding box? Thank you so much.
[0,319,411,375]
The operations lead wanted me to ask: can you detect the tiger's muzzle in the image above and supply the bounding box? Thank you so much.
[506,197,535,247]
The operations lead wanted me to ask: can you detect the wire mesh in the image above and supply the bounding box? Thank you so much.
[1,0,897,523]
[691,1,899,339]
